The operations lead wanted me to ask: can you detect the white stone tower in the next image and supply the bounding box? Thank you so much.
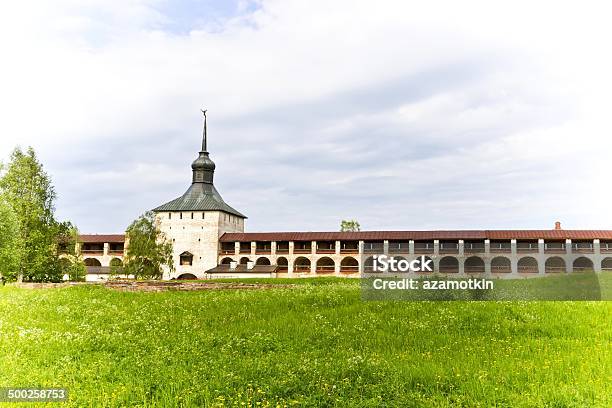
[153,110,246,279]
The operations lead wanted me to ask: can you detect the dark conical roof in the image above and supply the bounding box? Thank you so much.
[153,182,246,217]
[152,111,246,218]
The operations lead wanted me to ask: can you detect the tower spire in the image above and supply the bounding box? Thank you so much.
[201,108,207,152]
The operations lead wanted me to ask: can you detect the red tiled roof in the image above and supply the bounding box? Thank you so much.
[79,234,125,243]
[220,230,612,242]
[485,230,612,240]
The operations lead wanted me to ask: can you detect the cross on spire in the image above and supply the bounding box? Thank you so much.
[201,108,208,152]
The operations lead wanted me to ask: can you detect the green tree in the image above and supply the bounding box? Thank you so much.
[0,196,23,283]
[0,147,64,282]
[109,258,124,280]
[56,223,86,282]
[123,211,174,280]
[340,219,361,232]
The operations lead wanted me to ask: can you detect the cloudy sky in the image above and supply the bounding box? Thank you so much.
[0,0,610,233]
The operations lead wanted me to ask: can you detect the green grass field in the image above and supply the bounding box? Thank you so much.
[0,277,610,407]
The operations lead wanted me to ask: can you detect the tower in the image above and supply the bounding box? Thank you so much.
[152,111,246,279]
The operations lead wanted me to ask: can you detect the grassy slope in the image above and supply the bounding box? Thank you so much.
[0,278,610,407]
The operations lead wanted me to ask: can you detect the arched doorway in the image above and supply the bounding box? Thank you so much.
[416,256,434,273]
[220,257,233,265]
[277,257,288,272]
[518,256,538,273]
[439,256,459,273]
[177,273,197,280]
[340,257,358,273]
[239,257,250,265]
[256,257,271,266]
[294,257,311,273]
[464,256,485,273]
[364,256,375,273]
[491,256,511,273]
[545,257,565,273]
[316,257,335,274]
[573,257,593,272]
[84,258,101,267]
[602,257,612,271]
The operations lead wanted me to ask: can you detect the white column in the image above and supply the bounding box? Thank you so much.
[537,239,546,275]
[458,240,465,276]
[484,239,491,276]
[593,239,602,272]
[510,239,518,276]
[566,239,572,273]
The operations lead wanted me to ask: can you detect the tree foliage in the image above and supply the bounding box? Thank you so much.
[57,223,87,282]
[0,147,74,282]
[340,219,361,232]
[123,211,174,280]
[0,197,23,282]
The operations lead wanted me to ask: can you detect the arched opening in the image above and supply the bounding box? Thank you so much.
[416,256,434,273]
[340,256,359,273]
[256,257,271,266]
[110,258,123,267]
[294,257,311,273]
[545,256,565,273]
[573,257,594,272]
[239,257,250,265]
[364,256,375,273]
[602,257,612,271]
[84,258,101,267]
[220,257,233,265]
[177,273,197,280]
[388,256,409,273]
[179,251,193,266]
[464,256,485,273]
[316,257,335,274]
[439,256,459,273]
[518,256,538,273]
[491,256,511,273]
[277,257,288,272]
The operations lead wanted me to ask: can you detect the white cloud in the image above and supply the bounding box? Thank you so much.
[0,0,611,232]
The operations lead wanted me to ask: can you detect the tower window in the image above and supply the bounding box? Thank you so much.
[169,213,172,219]
[179,251,194,266]
[202,212,205,219]
[180,213,183,220]
[191,213,194,219]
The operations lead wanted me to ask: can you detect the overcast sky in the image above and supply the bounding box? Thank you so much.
[0,0,611,233]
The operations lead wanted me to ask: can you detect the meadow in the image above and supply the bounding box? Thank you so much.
[0,277,610,407]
